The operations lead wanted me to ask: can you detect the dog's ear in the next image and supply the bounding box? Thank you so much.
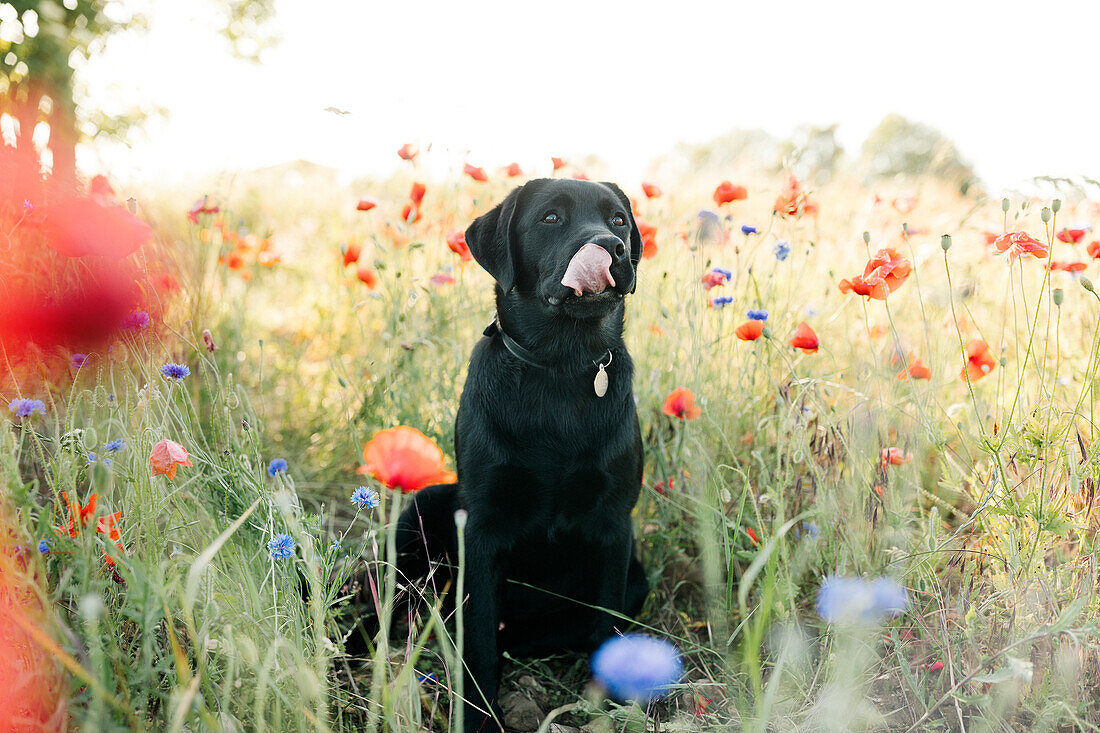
[465,185,526,292]
[600,182,643,289]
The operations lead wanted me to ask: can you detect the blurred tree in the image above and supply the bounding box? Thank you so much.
[777,124,844,185]
[0,0,275,194]
[645,128,780,183]
[859,113,979,194]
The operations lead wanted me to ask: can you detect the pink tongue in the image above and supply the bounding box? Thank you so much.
[561,243,616,296]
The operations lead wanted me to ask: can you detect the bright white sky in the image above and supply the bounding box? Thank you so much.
[78,0,1100,192]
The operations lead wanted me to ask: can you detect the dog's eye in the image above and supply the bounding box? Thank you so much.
[541,212,559,224]
[611,214,627,227]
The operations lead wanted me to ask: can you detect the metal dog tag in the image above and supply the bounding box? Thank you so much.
[594,365,608,397]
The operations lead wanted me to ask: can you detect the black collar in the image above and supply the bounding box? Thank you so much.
[484,316,612,371]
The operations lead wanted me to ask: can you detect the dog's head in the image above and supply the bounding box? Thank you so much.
[465,179,642,320]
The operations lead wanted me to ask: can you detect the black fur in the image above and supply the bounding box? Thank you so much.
[394,179,649,731]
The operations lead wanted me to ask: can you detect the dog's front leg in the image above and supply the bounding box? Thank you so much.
[587,527,632,648]
[461,527,504,732]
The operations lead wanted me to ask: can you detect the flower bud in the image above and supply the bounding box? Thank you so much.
[1081,275,1095,293]
[1001,198,1010,212]
[1053,288,1064,306]
[1041,208,1051,223]
[202,329,216,353]
[862,231,871,244]
[940,234,952,251]
[1052,199,1061,214]
[454,509,468,531]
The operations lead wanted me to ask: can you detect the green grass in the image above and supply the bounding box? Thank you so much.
[4,169,1100,731]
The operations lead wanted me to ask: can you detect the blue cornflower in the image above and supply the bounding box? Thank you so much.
[773,240,791,261]
[816,575,908,625]
[712,267,732,280]
[106,439,125,452]
[331,539,341,550]
[741,224,758,235]
[591,634,682,702]
[121,310,151,331]
[267,458,288,476]
[37,538,50,554]
[160,362,191,381]
[268,533,296,560]
[709,296,734,309]
[795,521,820,540]
[696,209,720,226]
[71,353,88,369]
[747,309,769,322]
[351,486,380,509]
[416,672,437,685]
[8,398,46,418]
[87,453,112,467]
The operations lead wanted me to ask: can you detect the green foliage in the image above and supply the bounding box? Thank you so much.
[860,113,980,193]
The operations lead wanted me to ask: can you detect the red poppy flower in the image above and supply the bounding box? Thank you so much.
[187,197,219,224]
[961,339,996,381]
[356,197,379,212]
[505,162,523,177]
[398,143,418,162]
[982,231,999,246]
[446,230,472,262]
[662,387,702,420]
[636,218,658,259]
[551,157,567,170]
[839,248,912,300]
[343,242,362,267]
[881,448,911,467]
[928,661,945,672]
[896,357,932,381]
[735,321,765,341]
[773,174,818,217]
[1049,261,1087,273]
[572,172,590,181]
[150,439,192,479]
[409,182,427,206]
[358,426,457,493]
[746,527,760,545]
[401,203,422,224]
[1088,241,1100,259]
[701,271,728,290]
[1056,227,1088,244]
[641,182,662,199]
[357,266,378,289]
[891,194,917,214]
[55,491,99,537]
[96,511,123,542]
[790,322,819,353]
[464,164,489,183]
[429,273,455,287]
[44,197,152,258]
[992,231,1048,264]
[713,181,748,205]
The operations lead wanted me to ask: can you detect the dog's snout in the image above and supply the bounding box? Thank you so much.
[587,234,628,261]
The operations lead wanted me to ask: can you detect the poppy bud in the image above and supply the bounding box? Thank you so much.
[1053,288,1064,306]
[202,329,216,353]
[999,357,1007,367]
[1001,198,1010,212]
[940,234,952,251]
[1052,199,1061,214]
[1041,208,1051,223]
[454,509,468,531]
[862,231,871,244]
[1081,276,1095,292]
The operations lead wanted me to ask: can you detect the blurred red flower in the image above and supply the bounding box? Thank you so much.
[701,271,727,289]
[464,164,489,183]
[356,197,379,212]
[1056,227,1087,244]
[505,162,523,177]
[1049,261,1087,273]
[357,266,378,289]
[551,157,567,170]
[713,181,747,205]
[44,196,151,258]
[401,203,422,224]
[1089,241,1100,259]
[637,219,658,259]
[774,174,818,217]
[896,357,932,381]
[429,273,455,287]
[446,230,472,262]
[409,182,427,206]
[662,387,702,420]
[572,172,590,181]
[343,242,362,267]
[839,248,911,300]
[961,339,996,381]
[790,322,819,353]
[358,426,457,492]
[735,321,765,341]
[881,448,912,467]
[150,439,192,479]
[398,143,418,162]
[641,182,662,199]
[992,231,1048,264]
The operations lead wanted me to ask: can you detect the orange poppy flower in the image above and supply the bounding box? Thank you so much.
[713,181,748,205]
[96,511,123,542]
[1056,227,1087,244]
[982,231,999,246]
[464,164,489,183]
[701,271,727,290]
[961,339,996,381]
[55,491,99,537]
[572,172,590,181]
[896,357,932,381]
[551,157,567,170]
[401,203,421,225]
[641,182,662,199]
[357,266,378,289]
[150,439,192,479]
[773,174,818,217]
[790,322,819,353]
[408,182,426,206]
[839,248,911,300]
[397,143,418,162]
[1049,261,1087,273]
[356,197,379,212]
[992,231,1048,264]
[505,162,523,177]
[446,230,472,262]
[343,242,362,267]
[1088,241,1100,259]
[735,321,765,341]
[662,387,702,420]
[359,426,457,493]
[881,448,911,467]
[637,219,658,259]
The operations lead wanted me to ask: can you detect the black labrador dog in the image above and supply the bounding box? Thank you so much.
[395,178,649,731]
